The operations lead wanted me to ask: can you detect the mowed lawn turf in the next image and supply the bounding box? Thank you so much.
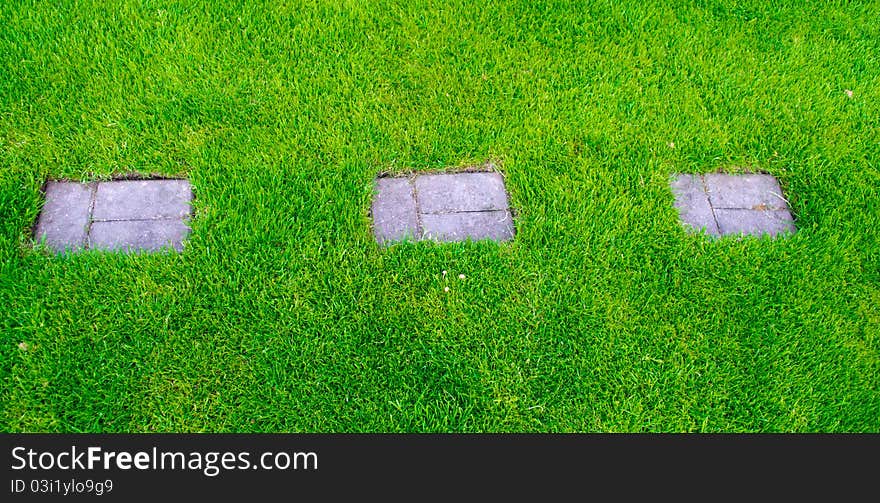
[1,0,878,432]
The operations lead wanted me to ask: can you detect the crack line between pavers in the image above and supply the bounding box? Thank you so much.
[84,182,98,250]
[419,209,511,215]
[713,206,788,210]
[91,216,190,223]
[410,176,424,239]
[700,175,722,234]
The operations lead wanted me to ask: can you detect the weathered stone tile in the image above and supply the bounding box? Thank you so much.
[415,172,509,213]
[93,180,192,221]
[704,174,787,209]
[34,182,95,252]
[713,208,796,237]
[421,211,514,242]
[670,174,719,236]
[371,177,419,243]
[88,219,190,252]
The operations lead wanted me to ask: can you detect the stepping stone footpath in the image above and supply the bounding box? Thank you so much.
[34,171,795,252]
[671,173,795,237]
[372,171,514,243]
[35,180,192,253]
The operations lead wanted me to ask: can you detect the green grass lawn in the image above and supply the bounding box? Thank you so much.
[1,0,878,432]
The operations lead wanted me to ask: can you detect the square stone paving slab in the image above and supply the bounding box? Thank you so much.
[89,220,190,252]
[670,173,795,237]
[669,174,719,236]
[34,182,95,253]
[34,179,192,253]
[713,209,796,237]
[93,179,192,221]
[703,173,788,210]
[415,172,509,213]
[421,211,515,242]
[372,171,514,244]
[371,177,419,243]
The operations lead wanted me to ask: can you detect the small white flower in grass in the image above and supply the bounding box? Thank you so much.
[442,270,447,276]
[444,286,450,292]
[458,274,465,279]
[18,342,28,351]
[845,89,853,98]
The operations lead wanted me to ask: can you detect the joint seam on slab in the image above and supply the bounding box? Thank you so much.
[419,209,511,215]
[410,176,424,239]
[713,206,789,210]
[91,216,189,223]
[700,175,721,234]
[84,182,98,250]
